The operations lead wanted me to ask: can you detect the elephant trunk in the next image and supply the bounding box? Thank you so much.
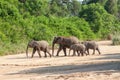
[52,42,55,56]
[26,45,29,58]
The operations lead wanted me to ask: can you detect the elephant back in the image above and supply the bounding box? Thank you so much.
[28,40,39,48]
[69,36,79,44]
[77,44,86,51]
[71,43,85,51]
[37,40,49,48]
[61,36,79,48]
[84,41,98,49]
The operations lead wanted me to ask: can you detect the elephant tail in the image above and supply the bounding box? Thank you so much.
[26,45,29,58]
[52,42,55,56]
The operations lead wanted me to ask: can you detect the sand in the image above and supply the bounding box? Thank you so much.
[0,41,120,80]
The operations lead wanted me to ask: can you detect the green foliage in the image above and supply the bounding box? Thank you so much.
[68,17,96,40]
[49,0,81,17]
[112,33,120,45]
[79,3,119,39]
[79,3,107,32]
[83,0,108,6]
[23,0,49,16]
[117,0,120,19]
[0,0,120,55]
[0,0,20,20]
[105,0,118,16]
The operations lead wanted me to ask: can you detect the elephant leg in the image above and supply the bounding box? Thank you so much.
[84,51,88,56]
[31,48,36,58]
[46,50,51,57]
[63,47,67,56]
[86,49,89,55]
[37,49,41,58]
[92,49,95,55]
[81,51,84,56]
[96,48,101,55]
[78,51,80,56]
[77,50,79,56]
[72,50,76,56]
[44,52,47,57]
[56,46,62,56]
[44,50,47,57]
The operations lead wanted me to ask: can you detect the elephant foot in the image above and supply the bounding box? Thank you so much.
[38,56,41,58]
[44,56,47,58]
[99,53,101,55]
[49,55,52,57]
[85,53,88,56]
[78,53,80,56]
[81,54,84,56]
[31,56,34,58]
[72,54,75,56]
[92,53,95,55]
[56,54,59,56]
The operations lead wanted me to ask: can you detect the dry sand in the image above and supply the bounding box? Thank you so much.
[0,41,120,80]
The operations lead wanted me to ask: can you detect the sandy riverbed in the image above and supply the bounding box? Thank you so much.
[0,41,120,80]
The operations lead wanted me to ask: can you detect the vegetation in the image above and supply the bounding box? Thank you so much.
[112,33,120,45]
[0,0,120,55]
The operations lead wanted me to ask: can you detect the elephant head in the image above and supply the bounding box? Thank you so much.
[52,36,64,56]
[26,40,38,57]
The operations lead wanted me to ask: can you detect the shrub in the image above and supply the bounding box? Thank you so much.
[112,33,120,45]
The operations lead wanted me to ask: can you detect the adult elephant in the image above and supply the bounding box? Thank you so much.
[52,36,79,56]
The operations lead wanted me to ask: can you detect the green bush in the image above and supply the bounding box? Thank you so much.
[112,33,120,45]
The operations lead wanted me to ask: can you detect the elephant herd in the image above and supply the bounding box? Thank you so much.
[26,36,101,58]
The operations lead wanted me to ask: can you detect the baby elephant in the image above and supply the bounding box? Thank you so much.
[69,43,87,56]
[26,40,51,58]
[83,41,101,55]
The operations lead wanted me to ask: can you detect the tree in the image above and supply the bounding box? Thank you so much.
[18,0,26,3]
[117,0,120,19]
[79,3,118,39]
[49,0,81,17]
[49,0,69,16]
[71,0,81,16]
[105,0,118,16]
[18,0,49,16]
[83,0,98,4]
[0,1,20,20]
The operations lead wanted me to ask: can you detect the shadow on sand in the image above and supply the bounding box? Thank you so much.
[5,52,120,75]
[7,61,120,75]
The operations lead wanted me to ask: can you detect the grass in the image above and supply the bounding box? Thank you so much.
[0,42,27,56]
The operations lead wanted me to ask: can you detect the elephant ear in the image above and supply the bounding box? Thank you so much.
[55,37,63,44]
[56,36,62,41]
[54,36,60,41]
[61,38,66,44]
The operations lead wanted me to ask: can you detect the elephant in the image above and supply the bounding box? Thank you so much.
[69,43,87,56]
[52,36,79,56]
[26,40,51,58]
[82,41,101,55]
